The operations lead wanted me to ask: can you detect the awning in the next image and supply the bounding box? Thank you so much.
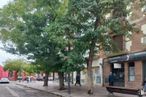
[129,51,146,61]
[109,55,128,63]
[109,51,146,63]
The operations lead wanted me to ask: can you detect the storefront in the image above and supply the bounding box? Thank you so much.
[103,51,146,89]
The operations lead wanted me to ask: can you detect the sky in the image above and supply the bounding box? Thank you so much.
[0,0,12,8]
[0,0,24,65]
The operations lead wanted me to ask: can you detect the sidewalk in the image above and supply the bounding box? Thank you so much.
[15,81,139,97]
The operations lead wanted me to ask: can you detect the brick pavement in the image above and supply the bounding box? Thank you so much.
[15,81,141,97]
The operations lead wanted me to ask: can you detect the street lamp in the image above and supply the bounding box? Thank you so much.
[66,47,71,94]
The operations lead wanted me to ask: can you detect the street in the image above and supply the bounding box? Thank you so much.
[0,82,59,97]
[15,81,140,97]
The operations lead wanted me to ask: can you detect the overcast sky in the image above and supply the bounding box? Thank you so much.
[0,0,12,8]
[0,0,24,65]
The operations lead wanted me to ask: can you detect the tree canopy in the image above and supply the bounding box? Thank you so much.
[1,0,144,94]
[3,59,27,72]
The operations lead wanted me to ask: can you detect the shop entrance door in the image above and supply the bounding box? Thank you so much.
[111,63,125,87]
[143,61,146,81]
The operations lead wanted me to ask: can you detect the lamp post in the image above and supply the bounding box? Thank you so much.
[65,40,72,94]
[66,46,71,94]
[68,72,71,94]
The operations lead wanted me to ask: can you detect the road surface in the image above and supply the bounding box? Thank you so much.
[0,82,59,97]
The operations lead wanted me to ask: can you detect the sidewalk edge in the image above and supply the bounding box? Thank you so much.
[16,83,65,97]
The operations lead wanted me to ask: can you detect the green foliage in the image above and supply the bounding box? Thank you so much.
[3,59,37,75]
[140,0,146,7]
[71,0,132,53]
[3,59,27,72]
[23,64,36,75]
[0,0,135,75]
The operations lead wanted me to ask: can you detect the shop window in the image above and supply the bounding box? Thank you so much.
[128,62,135,81]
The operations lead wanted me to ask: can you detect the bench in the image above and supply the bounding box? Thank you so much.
[106,86,144,97]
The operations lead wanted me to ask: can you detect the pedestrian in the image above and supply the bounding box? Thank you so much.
[143,78,146,92]
[75,73,81,86]
[108,72,114,86]
[26,76,30,83]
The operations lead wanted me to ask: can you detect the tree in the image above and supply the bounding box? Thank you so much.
[3,59,27,80]
[43,0,86,91]
[0,0,61,86]
[43,0,133,94]
[23,63,36,75]
[64,0,132,94]
[0,0,134,94]
[0,0,83,88]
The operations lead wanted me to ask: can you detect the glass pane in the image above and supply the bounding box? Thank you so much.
[129,76,135,81]
[129,67,135,75]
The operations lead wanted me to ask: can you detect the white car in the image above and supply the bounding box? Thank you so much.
[0,77,10,83]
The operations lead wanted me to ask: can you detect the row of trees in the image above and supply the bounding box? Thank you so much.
[0,0,146,94]
[3,59,37,80]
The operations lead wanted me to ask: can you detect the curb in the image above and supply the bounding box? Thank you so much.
[16,83,64,97]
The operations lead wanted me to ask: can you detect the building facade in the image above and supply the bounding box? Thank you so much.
[77,58,103,86]
[73,50,105,86]
[0,65,8,79]
[103,18,146,89]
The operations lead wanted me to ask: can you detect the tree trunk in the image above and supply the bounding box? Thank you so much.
[71,72,74,84]
[53,72,55,81]
[86,17,99,94]
[43,72,49,86]
[14,71,18,81]
[87,40,95,94]
[87,58,94,94]
[58,72,65,90]
[67,73,71,94]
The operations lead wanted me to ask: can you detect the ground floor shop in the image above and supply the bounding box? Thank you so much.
[103,51,146,89]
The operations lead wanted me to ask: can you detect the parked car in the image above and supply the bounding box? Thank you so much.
[36,77,44,81]
[0,77,10,83]
[17,76,22,81]
[48,77,53,81]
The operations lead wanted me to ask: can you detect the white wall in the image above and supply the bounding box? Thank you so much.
[73,58,103,86]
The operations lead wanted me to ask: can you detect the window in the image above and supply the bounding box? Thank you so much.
[113,35,124,50]
[142,36,146,44]
[128,62,135,81]
[141,24,146,44]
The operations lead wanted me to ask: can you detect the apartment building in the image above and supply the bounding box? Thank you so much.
[103,17,146,89]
